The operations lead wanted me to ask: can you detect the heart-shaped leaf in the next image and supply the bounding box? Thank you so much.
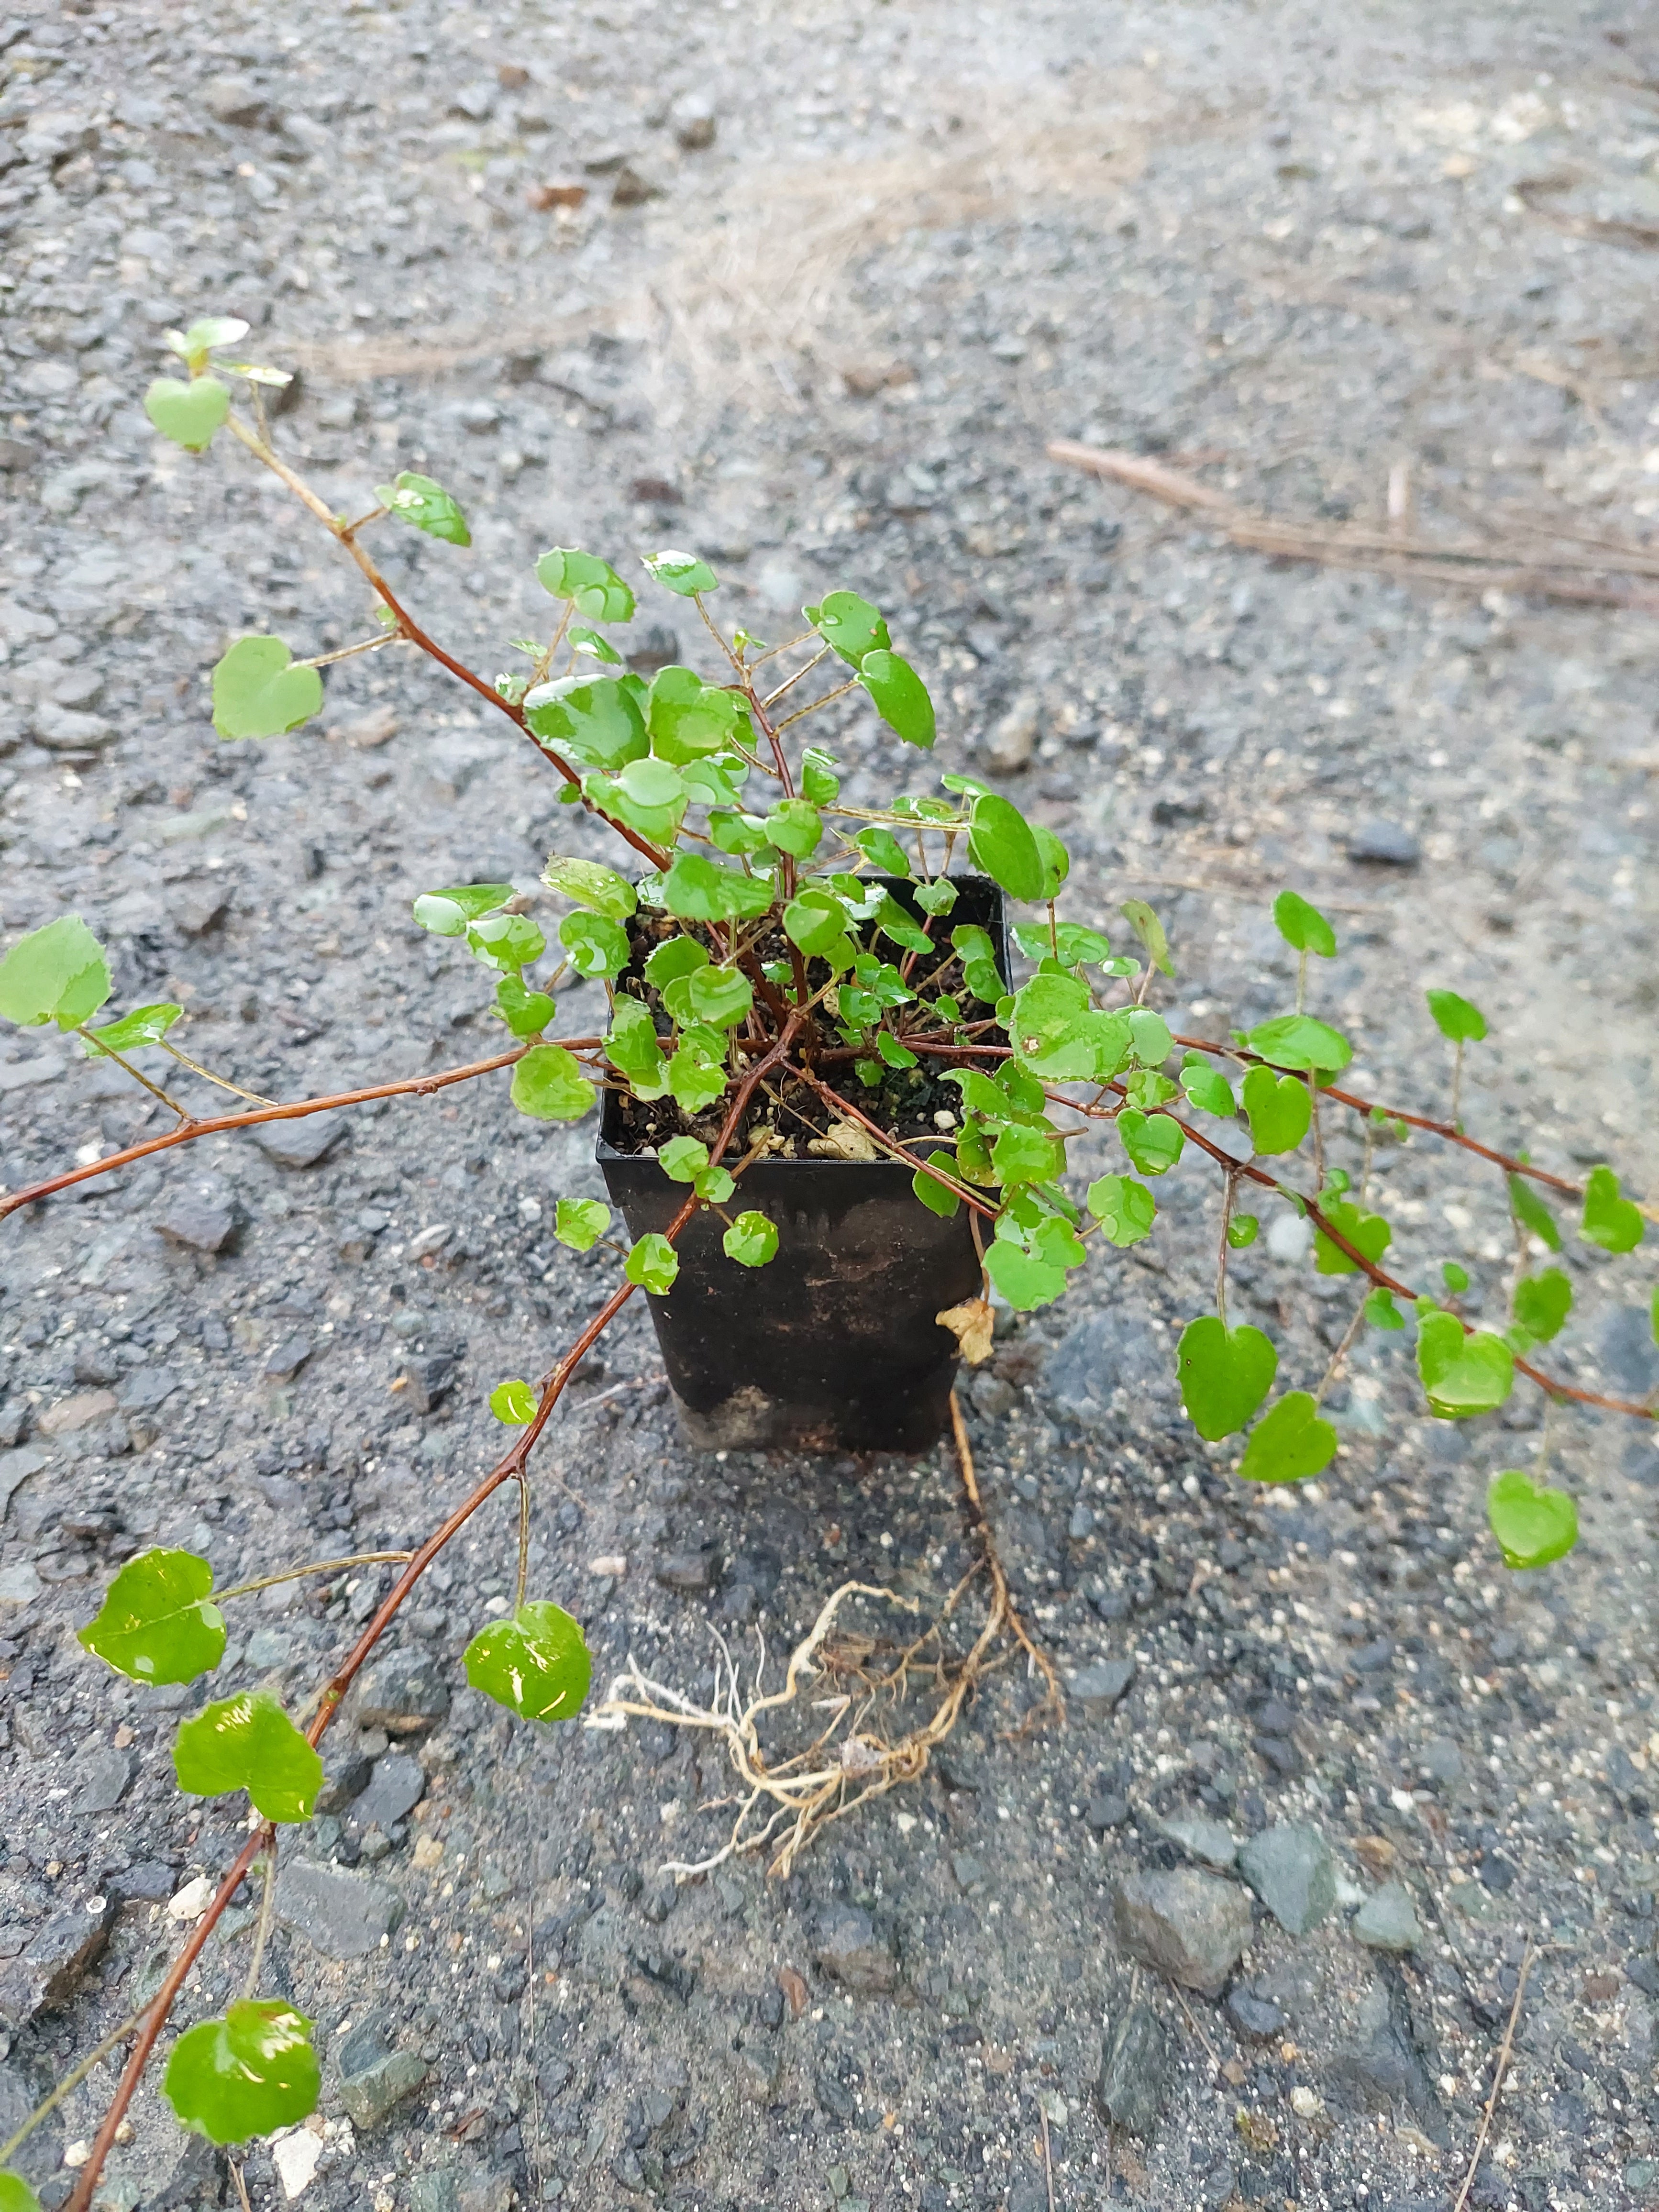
[554,1196,611,1250]
[376,470,471,546]
[723,1210,780,1268]
[466,913,545,973]
[1180,1057,1236,1117]
[1582,1165,1644,1255]
[79,1548,225,1686]
[1176,1316,1278,1441]
[625,1232,680,1294]
[1513,1268,1572,1344]
[662,852,771,922]
[662,962,752,1031]
[1313,1197,1392,1276]
[524,674,648,769]
[163,2002,319,2146]
[1426,988,1487,1044]
[495,975,555,1038]
[665,1036,728,1113]
[465,1601,591,1722]
[165,317,250,364]
[558,910,630,980]
[145,375,230,451]
[511,1045,597,1123]
[539,547,637,620]
[646,664,743,761]
[1086,1174,1156,1247]
[1416,1311,1514,1419]
[1487,1470,1578,1571]
[1241,1065,1311,1156]
[211,636,323,741]
[1238,1392,1338,1484]
[1117,1108,1184,1177]
[0,914,111,1032]
[173,1692,322,1823]
[641,548,719,598]
[606,998,668,1099]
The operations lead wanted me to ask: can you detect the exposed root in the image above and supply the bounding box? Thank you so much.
[595,1390,1062,1876]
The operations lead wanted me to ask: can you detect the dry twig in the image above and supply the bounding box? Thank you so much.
[1452,1940,1536,2212]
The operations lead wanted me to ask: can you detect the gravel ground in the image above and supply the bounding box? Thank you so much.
[4,2,1659,2209]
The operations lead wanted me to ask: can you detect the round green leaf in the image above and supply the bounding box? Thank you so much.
[1227,1212,1260,1250]
[665,1035,729,1112]
[1244,1015,1351,1074]
[695,1162,735,1202]
[164,2002,319,2147]
[646,665,742,762]
[1126,1008,1172,1068]
[1238,1391,1338,1484]
[0,914,111,1032]
[537,548,636,622]
[968,793,1046,900]
[641,548,719,597]
[413,884,515,937]
[555,1196,611,1250]
[466,912,545,972]
[1487,1470,1578,1571]
[465,1601,592,1721]
[912,1151,962,1218]
[1085,1174,1156,1247]
[662,963,752,1030]
[211,636,323,741]
[1241,1065,1312,1156]
[625,1232,680,1294]
[489,1378,538,1424]
[1272,891,1337,959]
[644,934,709,990]
[496,975,556,1038]
[800,746,841,804]
[1176,1316,1278,1442]
[991,1122,1066,1188]
[1513,1268,1572,1343]
[983,1241,1068,1311]
[1365,1285,1405,1330]
[1416,1311,1514,1419]
[661,852,771,921]
[784,890,850,957]
[559,909,630,980]
[510,1044,597,1122]
[524,675,648,769]
[606,998,668,1098]
[173,1692,323,1824]
[723,1211,779,1268]
[1116,1108,1184,1178]
[79,1548,225,1686]
[1582,1165,1644,1255]
[1426,988,1487,1045]
[808,590,891,666]
[144,375,230,452]
[375,471,471,547]
[1180,1059,1237,1117]
[542,856,638,920]
[658,1134,711,1183]
[763,799,823,858]
[859,649,935,749]
[0,2173,44,2211]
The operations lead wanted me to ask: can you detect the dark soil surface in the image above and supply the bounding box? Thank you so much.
[2,4,1659,2212]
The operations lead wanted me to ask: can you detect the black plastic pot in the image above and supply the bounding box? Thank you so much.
[596,876,1009,1455]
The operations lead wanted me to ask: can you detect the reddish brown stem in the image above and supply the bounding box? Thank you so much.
[799,1069,999,1220]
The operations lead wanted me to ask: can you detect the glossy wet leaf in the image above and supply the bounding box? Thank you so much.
[991,1123,1065,1187]
[800,746,841,805]
[983,1242,1069,1311]
[1176,1316,1278,1441]
[466,912,545,972]
[0,914,112,1031]
[1582,1165,1644,1254]
[510,1045,597,1122]
[723,1211,779,1267]
[695,1162,735,1203]
[1513,1268,1572,1343]
[1313,1198,1392,1276]
[606,998,668,1098]
[913,877,957,917]
[413,884,514,937]
[164,2002,319,2147]
[82,1001,184,1055]
[1244,1014,1351,1074]
[658,1134,710,1183]
[465,1601,591,1722]
[1117,1108,1184,1177]
[968,793,1045,900]
[662,962,752,1030]
[569,624,624,665]
[542,856,638,920]
[1508,1173,1561,1253]
[664,1034,729,1113]
[524,674,648,770]
[859,648,935,748]
[1416,1311,1514,1419]
[1238,1391,1338,1484]
[625,1233,680,1293]
[165,316,250,363]
[1272,890,1337,959]
[646,664,743,762]
[536,547,636,622]
[211,636,323,741]
[496,975,555,1038]
[641,548,719,597]
[1126,1008,1172,1068]
[559,909,630,981]
[785,889,850,957]
[644,935,709,989]
[1119,899,1173,978]
[144,375,230,452]
[763,798,822,859]
[79,1547,225,1686]
[1179,1057,1236,1117]
[375,470,471,547]
[488,1378,538,1425]
[555,1196,611,1250]
[1426,988,1487,1045]
[1085,1173,1156,1247]
[808,589,890,666]
[173,1692,322,1824]
[1487,1470,1578,1571]
[912,1151,962,1218]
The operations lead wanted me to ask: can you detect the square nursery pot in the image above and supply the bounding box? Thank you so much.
[596,875,1009,1455]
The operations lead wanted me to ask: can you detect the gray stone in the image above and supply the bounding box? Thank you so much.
[0,1445,47,1520]
[1112,1869,1254,1997]
[203,73,266,125]
[39,1387,119,1437]
[987,694,1039,774]
[263,1333,312,1382]
[336,2009,430,2129]
[730,2038,782,2096]
[0,1563,43,1608]
[276,1858,404,1959]
[0,2050,60,2195]
[653,1549,718,1595]
[1418,1736,1464,1785]
[1071,1658,1135,1715]
[165,880,230,937]
[811,1903,897,1996]
[1068,1501,1095,1540]
[1602,1306,1659,1394]
[72,1745,135,1814]
[313,1738,371,1815]
[1086,1792,1130,1832]
[1347,817,1420,866]
[951,1853,987,1895]
[401,1350,458,1413]
[1226,1986,1285,2041]
[1163,1815,1239,1870]
[351,1750,426,1832]
[32,703,116,751]
[353,1647,450,1734]
[1352,1882,1422,1954]
[406,2179,459,2212]
[1095,1998,1167,2133]
[1328,1969,1448,2142]
[118,1365,180,1415]
[0,1895,117,2025]
[1047,1311,1169,1427]
[1238,1823,1337,1936]
[252,1111,348,1168]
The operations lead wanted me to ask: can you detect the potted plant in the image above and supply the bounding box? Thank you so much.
[0,320,1653,2208]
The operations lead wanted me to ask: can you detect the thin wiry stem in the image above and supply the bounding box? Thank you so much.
[242,1849,278,2001]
